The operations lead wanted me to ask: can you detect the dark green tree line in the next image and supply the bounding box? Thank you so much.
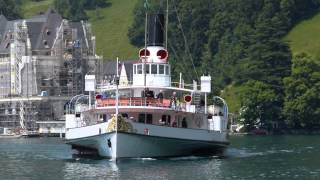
[283,53,320,129]
[128,0,320,130]
[54,0,110,21]
[0,0,21,20]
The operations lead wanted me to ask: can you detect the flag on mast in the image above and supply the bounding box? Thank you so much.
[144,0,150,11]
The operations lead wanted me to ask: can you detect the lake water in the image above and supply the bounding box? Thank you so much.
[0,135,319,179]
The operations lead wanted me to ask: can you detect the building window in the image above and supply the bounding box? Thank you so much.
[46,30,51,35]
[151,64,157,74]
[159,65,164,74]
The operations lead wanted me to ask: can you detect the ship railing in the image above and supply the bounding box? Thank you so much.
[95,97,203,113]
[66,94,89,114]
[96,81,201,91]
[171,82,200,90]
[96,97,170,108]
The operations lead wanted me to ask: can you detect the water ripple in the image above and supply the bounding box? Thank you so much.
[0,136,319,179]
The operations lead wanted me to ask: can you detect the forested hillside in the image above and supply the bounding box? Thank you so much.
[128,0,320,131]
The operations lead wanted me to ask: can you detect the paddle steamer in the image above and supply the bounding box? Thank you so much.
[65,13,229,159]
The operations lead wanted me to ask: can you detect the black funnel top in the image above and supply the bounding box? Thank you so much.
[147,14,165,46]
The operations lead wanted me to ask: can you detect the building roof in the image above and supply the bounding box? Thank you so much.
[26,22,45,51]
[0,15,8,39]
[28,9,63,51]
[0,15,10,54]
[102,60,135,82]
[0,8,91,54]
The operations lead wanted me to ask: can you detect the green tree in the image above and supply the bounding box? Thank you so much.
[283,53,320,129]
[68,0,87,21]
[127,1,146,47]
[0,0,21,20]
[54,0,72,19]
[239,80,281,130]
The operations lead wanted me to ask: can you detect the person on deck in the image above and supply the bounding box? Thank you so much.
[170,91,177,109]
[147,90,154,98]
[157,90,164,104]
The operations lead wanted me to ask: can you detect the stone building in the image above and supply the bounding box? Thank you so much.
[0,9,101,132]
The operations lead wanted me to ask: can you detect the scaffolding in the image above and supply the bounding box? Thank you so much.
[12,20,29,129]
[0,17,101,131]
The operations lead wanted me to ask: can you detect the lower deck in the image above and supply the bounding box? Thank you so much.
[66,119,228,144]
[81,107,209,130]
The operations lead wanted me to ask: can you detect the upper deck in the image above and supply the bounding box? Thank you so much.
[93,80,204,112]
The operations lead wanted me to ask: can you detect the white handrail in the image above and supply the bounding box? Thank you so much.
[67,94,85,113]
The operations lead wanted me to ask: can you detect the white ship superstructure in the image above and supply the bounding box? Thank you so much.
[65,13,229,159]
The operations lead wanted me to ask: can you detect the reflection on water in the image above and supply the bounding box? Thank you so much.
[63,160,119,179]
[0,136,319,179]
[63,157,223,180]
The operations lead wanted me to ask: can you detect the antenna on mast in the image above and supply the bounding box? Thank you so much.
[165,0,168,49]
[144,0,149,89]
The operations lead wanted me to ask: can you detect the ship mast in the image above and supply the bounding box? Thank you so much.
[113,57,119,161]
[143,1,149,124]
[144,7,148,89]
[116,57,119,125]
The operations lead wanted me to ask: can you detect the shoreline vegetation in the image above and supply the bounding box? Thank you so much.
[230,129,320,136]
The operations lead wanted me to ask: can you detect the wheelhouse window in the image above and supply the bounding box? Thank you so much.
[137,64,143,74]
[151,64,157,74]
[165,65,170,75]
[159,65,164,74]
[133,65,136,74]
[145,64,150,74]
